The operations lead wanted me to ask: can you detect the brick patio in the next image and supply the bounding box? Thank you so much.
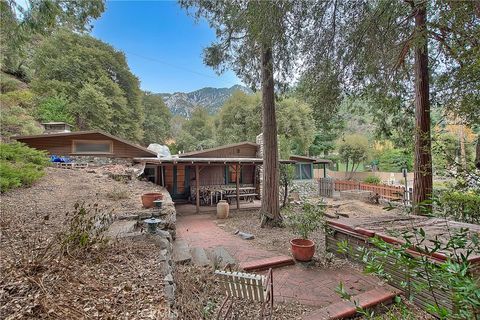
[176,214,393,309]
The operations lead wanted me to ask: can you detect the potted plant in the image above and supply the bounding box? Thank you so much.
[285,202,324,261]
[141,192,163,208]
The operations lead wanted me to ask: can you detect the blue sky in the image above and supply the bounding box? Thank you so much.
[91,1,242,93]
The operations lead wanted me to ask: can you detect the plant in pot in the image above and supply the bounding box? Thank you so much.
[285,202,324,262]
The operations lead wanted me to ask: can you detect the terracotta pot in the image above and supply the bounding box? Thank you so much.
[290,238,315,262]
[141,193,163,208]
[216,200,229,219]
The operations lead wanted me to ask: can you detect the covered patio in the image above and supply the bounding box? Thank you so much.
[133,156,269,213]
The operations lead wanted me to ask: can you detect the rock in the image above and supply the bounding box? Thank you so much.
[164,273,174,284]
[237,231,254,240]
[105,220,138,238]
[172,240,192,264]
[164,283,175,303]
[190,247,212,267]
[211,246,236,268]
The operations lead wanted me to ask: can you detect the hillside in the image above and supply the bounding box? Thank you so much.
[158,84,251,117]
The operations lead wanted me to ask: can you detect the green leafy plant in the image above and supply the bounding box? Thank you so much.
[363,175,381,184]
[285,203,324,239]
[0,142,49,192]
[439,190,480,224]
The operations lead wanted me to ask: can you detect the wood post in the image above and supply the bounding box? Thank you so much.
[195,164,200,214]
[236,164,240,210]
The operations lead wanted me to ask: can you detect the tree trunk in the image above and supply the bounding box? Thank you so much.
[475,136,480,170]
[260,46,281,227]
[412,3,433,214]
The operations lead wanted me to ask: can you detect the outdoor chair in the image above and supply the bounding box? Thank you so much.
[214,268,273,319]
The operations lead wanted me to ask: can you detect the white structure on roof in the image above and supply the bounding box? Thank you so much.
[147,143,171,158]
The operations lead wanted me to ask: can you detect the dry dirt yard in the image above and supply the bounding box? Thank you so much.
[0,167,171,319]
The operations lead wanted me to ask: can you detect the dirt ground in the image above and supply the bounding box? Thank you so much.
[0,167,170,319]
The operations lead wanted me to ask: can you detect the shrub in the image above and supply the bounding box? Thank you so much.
[363,175,381,184]
[378,148,413,172]
[285,202,324,239]
[439,190,480,224]
[0,142,49,192]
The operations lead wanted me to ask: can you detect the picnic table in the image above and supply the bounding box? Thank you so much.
[208,187,256,206]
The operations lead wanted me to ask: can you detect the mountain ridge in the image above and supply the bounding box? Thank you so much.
[156,84,252,118]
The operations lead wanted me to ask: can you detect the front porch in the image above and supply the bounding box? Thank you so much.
[175,199,262,216]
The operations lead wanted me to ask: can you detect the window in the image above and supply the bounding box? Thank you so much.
[144,166,157,184]
[72,140,112,154]
[294,163,313,180]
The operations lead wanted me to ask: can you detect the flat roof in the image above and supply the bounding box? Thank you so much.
[134,157,296,164]
[178,141,259,157]
[290,155,331,164]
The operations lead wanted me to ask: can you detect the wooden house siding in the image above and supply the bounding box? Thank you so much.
[14,132,155,158]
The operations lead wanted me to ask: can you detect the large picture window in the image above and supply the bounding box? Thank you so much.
[72,140,112,154]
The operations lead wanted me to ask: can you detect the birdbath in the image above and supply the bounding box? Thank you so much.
[144,217,163,234]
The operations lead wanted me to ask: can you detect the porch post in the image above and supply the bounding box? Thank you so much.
[236,163,240,210]
[323,164,327,178]
[195,164,200,214]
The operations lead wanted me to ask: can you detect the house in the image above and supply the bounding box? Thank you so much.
[12,126,157,159]
[134,141,330,212]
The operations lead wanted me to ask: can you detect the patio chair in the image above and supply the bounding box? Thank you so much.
[214,268,273,319]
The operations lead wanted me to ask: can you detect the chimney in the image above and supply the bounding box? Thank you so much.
[41,122,72,134]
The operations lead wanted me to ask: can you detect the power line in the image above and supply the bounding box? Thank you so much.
[124,51,220,79]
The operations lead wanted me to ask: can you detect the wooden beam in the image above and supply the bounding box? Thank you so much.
[195,164,200,214]
[236,164,240,210]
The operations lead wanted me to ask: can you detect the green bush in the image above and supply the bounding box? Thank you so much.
[378,148,413,172]
[363,175,381,184]
[285,202,324,239]
[0,142,49,192]
[439,190,480,224]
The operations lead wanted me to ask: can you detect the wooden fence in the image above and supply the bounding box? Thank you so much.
[320,178,409,202]
[318,178,333,197]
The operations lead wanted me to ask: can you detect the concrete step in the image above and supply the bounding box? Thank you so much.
[240,255,295,272]
[302,286,401,320]
[172,239,192,264]
[190,247,212,267]
[210,246,236,269]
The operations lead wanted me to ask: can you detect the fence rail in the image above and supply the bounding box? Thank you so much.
[319,178,410,203]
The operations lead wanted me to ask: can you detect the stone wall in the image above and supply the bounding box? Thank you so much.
[280,179,319,201]
[70,155,133,166]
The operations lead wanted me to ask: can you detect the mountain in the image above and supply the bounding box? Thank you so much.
[157,85,252,118]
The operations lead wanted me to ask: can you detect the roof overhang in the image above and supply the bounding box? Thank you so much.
[134,157,296,165]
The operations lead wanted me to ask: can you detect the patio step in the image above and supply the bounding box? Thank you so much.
[210,246,236,268]
[190,247,212,267]
[240,255,294,272]
[302,286,401,320]
[172,239,192,264]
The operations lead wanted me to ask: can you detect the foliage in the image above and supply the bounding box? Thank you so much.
[309,130,338,157]
[378,149,413,172]
[439,190,480,224]
[215,91,261,145]
[276,97,315,155]
[0,89,41,138]
[61,202,110,256]
[175,107,215,152]
[31,31,143,141]
[142,92,172,145]
[337,134,368,173]
[363,176,381,185]
[279,164,296,208]
[0,142,49,192]
[285,203,324,239]
[35,96,74,124]
[0,0,105,79]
